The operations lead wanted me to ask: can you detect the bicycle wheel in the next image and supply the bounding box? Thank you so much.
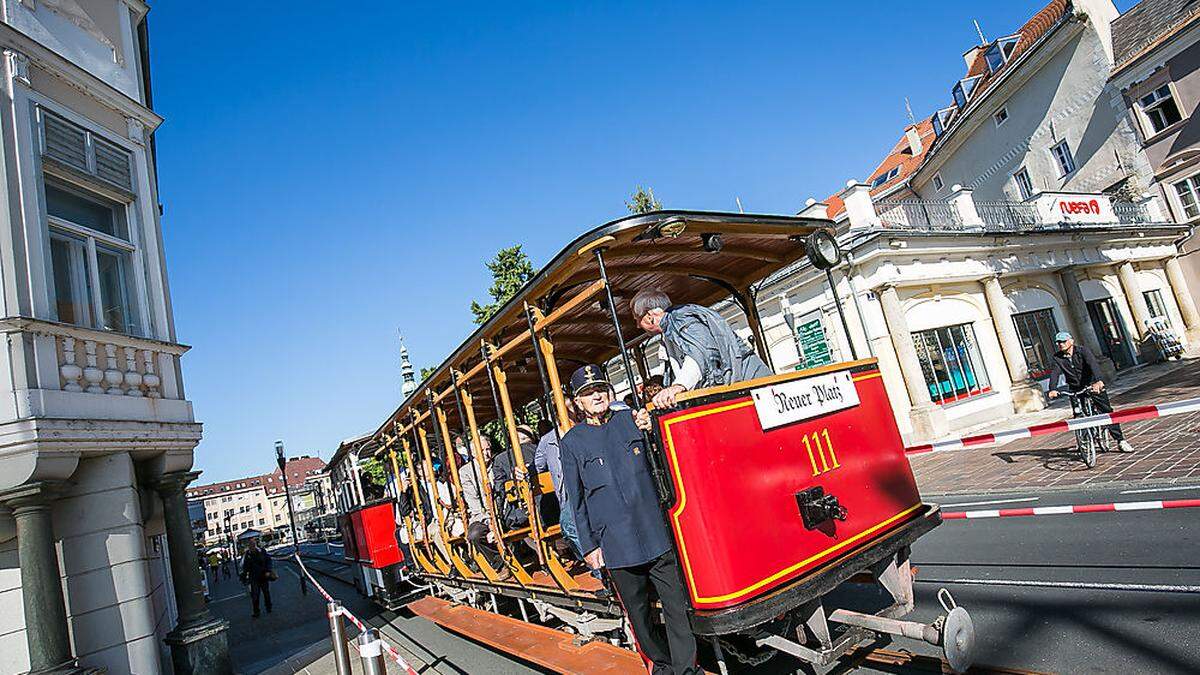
[1082,429,1097,468]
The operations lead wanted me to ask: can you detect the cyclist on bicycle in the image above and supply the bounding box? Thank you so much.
[1046,331,1135,453]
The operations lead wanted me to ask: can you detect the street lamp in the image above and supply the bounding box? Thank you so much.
[805,229,858,360]
[275,440,307,595]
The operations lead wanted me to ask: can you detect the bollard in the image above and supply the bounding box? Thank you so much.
[358,627,387,675]
[328,602,352,675]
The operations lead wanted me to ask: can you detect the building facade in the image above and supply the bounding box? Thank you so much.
[908,0,1152,203]
[0,2,226,674]
[1109,0,1200,298]
[186,455,328,548]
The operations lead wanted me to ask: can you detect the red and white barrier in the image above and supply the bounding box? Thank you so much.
[294,554,420,675]
[905,396,1200,456]
[943,497,1200,520]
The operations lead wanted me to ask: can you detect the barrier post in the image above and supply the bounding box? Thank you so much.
[328,601,352,675]
[358,628,387,675]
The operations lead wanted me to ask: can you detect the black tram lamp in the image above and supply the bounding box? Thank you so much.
[805,229,858,360]
[275,439,307,595]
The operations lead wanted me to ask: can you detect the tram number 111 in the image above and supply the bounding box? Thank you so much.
[802,428,840,477]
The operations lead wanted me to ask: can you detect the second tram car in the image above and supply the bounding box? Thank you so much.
[329,211,976,673]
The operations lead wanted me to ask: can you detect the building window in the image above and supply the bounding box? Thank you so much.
[952,76,981,109]
[1143,289,1168,318]
[1173,174,1200,219]
[45,181,137,333]
[1050,140,1075,177]
[1012,309,1059,379]
[1013,167,1034,200]
[1138,84,1182,135]
[993,107,1008,127]
[913,323,992,405]
[933,107,955,137]
[871,166,900,188]
[258,518,265,525]
[932,173,944,191]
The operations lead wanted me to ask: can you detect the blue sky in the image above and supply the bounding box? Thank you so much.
[149,1,1137,483]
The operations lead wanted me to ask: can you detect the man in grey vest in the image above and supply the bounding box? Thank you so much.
[630,288,770,409]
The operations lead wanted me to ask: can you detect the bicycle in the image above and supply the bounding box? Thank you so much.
[1058,388,1109,468]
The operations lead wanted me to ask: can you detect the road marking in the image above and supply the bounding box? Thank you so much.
[917,577,1200,594]
[941,497,1038,508]
[1120,484,1200,495]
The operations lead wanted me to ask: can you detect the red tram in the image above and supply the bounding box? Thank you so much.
[329,211,976,673]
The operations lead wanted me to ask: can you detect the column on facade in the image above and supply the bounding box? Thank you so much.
[1164,256,1200,347]
[0,482,83,674]
[981,275,1045,413]
[154,472,232,675]
[876,284,948,439]
[1116,261,1152,339]
[1056,267,1116,381]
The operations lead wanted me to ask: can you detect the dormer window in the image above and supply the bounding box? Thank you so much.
[871,166,900,189]
[952,76,982,109]
[984,35,1021,74]
[933,106,956,137]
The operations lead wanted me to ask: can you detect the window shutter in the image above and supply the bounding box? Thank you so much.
[93,136,132,190]
[43,112,88,172]
[41,110,134,191]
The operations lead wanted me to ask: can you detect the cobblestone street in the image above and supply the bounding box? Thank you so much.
[912,359,1200,496]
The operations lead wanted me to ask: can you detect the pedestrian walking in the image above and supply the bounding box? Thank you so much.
[239,538,277,617]
[1047,331,1135,452]
[221,557,232,580]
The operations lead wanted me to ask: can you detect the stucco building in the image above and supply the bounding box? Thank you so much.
[186,455,328,549]
[1109,0,1200,298]
[0,2,226,674]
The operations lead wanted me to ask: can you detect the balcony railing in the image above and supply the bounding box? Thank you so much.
[976,200,1041,230]
[0,316,187,400]
[875,200,963,230]
[1114,201,1152,224]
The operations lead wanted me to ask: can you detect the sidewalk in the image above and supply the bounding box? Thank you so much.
[206,557,433,675]
[911,357,1200,496]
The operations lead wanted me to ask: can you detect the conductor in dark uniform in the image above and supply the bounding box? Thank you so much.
[559,365,698,675]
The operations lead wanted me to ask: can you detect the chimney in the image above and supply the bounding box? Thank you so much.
[962,45,985,69]
[904,125,923,155]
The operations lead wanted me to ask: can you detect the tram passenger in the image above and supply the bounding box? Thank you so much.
[630,288,769,409]
[455,435,509,577]
[535,399,584,557]
[560,364,699,675]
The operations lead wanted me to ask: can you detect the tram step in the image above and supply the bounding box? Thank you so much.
[408,596,641,673]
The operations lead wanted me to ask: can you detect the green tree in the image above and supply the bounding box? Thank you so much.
[420,366,436,381]
[360,458,388,487]
[470,245,534,325]
[626,185,663,214]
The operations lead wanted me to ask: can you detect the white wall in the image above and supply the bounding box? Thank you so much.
[914,15,1152,201]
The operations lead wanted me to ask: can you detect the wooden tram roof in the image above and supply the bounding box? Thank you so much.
[369,210,830,452]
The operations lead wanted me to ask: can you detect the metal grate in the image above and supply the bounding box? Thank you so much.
[875,200,963,230]
[976,200,1040,231]
[1113,201,1151,224]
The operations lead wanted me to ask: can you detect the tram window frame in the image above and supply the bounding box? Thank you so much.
[912,322,992,405]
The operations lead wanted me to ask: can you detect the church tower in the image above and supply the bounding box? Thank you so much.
[399,336,417,398]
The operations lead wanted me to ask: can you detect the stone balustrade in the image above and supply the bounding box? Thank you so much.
[0,317,188,402]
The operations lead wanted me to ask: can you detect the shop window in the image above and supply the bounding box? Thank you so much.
[1012,308,1059,379]
[913,323,992,405]
[1143,289,1168,318]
